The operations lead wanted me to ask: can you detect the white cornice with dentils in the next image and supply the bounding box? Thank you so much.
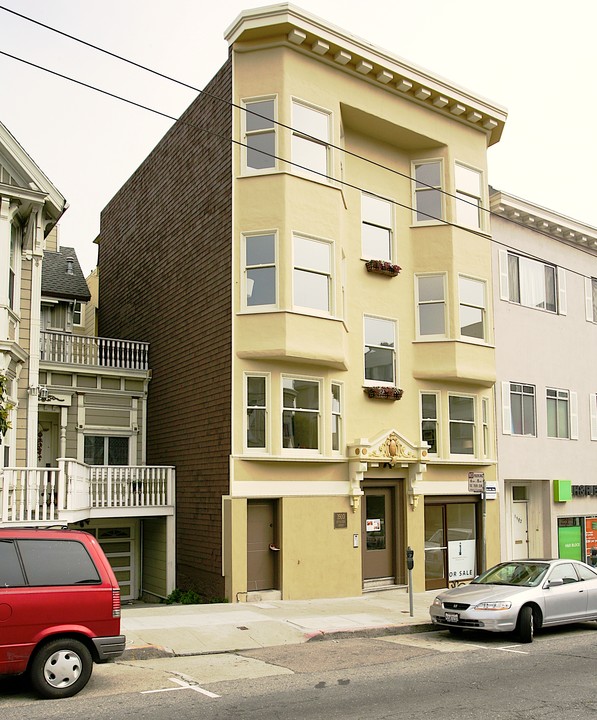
[490,189,597,251]
[225,3,507,146]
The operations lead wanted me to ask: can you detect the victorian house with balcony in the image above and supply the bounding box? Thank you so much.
[98,4,507,601]
[0,119,175,601]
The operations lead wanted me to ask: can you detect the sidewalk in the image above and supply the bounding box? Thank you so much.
[120,587,438,660]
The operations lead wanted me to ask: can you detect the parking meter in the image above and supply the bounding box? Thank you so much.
[406,546,414,570]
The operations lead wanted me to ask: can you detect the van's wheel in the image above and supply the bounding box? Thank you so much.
[516,606,534,643]
[30,638,93,699]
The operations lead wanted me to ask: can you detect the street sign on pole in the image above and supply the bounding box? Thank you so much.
[468,471,485,493]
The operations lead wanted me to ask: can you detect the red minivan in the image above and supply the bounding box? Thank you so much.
[0,527,125,699]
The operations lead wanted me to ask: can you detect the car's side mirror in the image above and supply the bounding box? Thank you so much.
[545,578,564,588]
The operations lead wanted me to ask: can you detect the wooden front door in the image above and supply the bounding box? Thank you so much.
[362,488,395,583]
[247,500,277,591]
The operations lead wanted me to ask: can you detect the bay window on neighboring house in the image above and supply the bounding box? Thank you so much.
[84,436,129,465]
[282,377,320,451]
[246,375,268,451]
[412,160,443,223]
[291,100,331,181]
[364,315,396,386]
[502,382,537,437]
[546,388,577,440]
[584,277,597,323]
[499,250,566,315]
[243,232,277,309]
[361,192,393,261]
[243,98,276,172]
[416,274,446,338]
[449,395,475,455]
[455,163,483,230]
[331,383,342,452]
[293,235,332,314]
[459,276,486,341]
[421,392,439,454]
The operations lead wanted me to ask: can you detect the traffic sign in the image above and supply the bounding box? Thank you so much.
[468,471,485,493]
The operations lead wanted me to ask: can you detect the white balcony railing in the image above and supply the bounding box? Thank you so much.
[40,331,149,370]
[0,461,175,524]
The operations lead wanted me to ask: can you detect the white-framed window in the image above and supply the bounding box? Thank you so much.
[482,397,490,458]
[245,374,268,451]
[449,395,475,455]
[416,274,446,337]
[243,232,277,309]
[584,277,597,323]
[459,276,486,341]
[361,193,393,262]
[413,160,443,223]
[590,393,597,441]
[73,301,83,326]
[503,382,536,437]
[421,392,439,454]
[547,388,578,439]
[331,382,342,453]
[364,315,396,386]
[293,235,333,314]
[8,223,17,310]
[243,97,276,172]
[455,163,483,230]
[282,376,320,451]
[291,100,331,181]
[84,436,129,465]
[499,251,563,314]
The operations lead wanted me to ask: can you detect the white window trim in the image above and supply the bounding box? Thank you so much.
[281,374,323,457]
[546,388,577,440]
[415,273,447,340]
[360,191,395,262]
[482,396,490,459]
[241,230,278,312]
[331,381,343,455]
[420,391,440,456]
[448,393,476,458]
[363,314,398,388]
[291,97,332,184]
[244,372,270,454]
[241,95,278,176]
[454,161,485,232]
[503,381,537,438]
[292,233,335,317]
[585,277,596,323]
[498,250,563,314]
[411,158,444,226]
[458,274,487,345]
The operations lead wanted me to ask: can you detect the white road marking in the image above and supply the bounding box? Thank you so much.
[141,676,221,698]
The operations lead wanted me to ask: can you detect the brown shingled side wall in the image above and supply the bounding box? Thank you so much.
[98,58,232,598]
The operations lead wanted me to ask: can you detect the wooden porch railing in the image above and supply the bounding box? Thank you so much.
[40,332,149,370]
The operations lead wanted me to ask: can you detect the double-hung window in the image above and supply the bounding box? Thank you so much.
[547,388,577,439]
[8,223,17,311]
[293,235,332,314]
[244,98,276,171]
[282,377,320,451]
[291,101,331,180]
[413,160,443,223]
[449,395,475,455]
[503,252,558,312]
[421,393,439,454]
[244,233,276,308]
[416,274,446,337]
[455,164,483,230]
[246,375,268,450]
[361,193,393,262]
[459,276,486,341]
[364,316,396,386]
[585,278,597,323]
[84,436,129,465]
[507,383,536,437]
[331,383,342,452]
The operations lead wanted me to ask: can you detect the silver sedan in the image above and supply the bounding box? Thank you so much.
[429,558,597,642]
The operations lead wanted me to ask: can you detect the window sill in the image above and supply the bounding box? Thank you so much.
[236,454,346,463]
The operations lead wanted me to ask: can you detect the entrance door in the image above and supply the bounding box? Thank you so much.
[511,486,529,560]
[362,488,395,584]
[425,505,447,590]
[247,500,278,591]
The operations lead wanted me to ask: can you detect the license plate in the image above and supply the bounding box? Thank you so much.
[444,612,459,623]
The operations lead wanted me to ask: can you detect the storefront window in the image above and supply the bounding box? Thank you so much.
[425,501,478,590]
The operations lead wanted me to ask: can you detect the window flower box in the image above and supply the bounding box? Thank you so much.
[365,260,401,277]
[364,386,404,400]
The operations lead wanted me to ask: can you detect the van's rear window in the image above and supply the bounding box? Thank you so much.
[0,540,26,587]
[17,540,101,586]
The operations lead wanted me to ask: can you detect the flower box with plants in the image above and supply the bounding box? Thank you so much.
[364,386,404,400]
[365,260,401,277]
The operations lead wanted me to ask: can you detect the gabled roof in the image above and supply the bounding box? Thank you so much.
[42,246,91,302]
[0,120,66,228]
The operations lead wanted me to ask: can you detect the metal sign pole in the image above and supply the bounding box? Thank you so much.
[482,478,487,573]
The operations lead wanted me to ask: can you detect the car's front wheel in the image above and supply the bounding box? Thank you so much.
[516,605,534,643]
[29,638,93,699]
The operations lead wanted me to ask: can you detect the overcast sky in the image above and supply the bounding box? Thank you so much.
[1,0,596,275]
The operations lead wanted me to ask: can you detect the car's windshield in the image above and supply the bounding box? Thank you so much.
[473,562,549,587]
